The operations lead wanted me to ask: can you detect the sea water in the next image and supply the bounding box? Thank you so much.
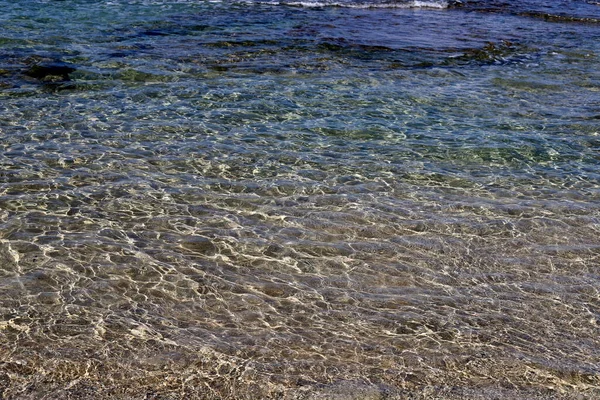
[1,0,599,398]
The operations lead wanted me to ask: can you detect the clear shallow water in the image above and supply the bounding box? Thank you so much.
[1,0,600,398]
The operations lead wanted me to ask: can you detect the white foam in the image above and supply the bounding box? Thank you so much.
[241,0,449,9]
[411,0,448,8]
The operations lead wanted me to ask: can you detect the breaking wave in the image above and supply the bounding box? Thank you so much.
[240,0,449,9]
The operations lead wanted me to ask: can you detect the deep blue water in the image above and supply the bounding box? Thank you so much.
[1,1,600,398]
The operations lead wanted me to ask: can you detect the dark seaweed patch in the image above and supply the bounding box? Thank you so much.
[442,40,526,66]
[518,11,600,24]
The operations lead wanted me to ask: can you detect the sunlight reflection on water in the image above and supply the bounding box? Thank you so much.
[1,0,600,398]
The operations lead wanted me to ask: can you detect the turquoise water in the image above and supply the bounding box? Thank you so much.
[1,0,600,398]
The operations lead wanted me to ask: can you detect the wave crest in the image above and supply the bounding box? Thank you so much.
[241,0,450,9]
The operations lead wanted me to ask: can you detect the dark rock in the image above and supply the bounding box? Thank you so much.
[24,62,76,82]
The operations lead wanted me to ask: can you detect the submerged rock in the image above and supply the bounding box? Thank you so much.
[180,236,217,255]
[24,62,76,82]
